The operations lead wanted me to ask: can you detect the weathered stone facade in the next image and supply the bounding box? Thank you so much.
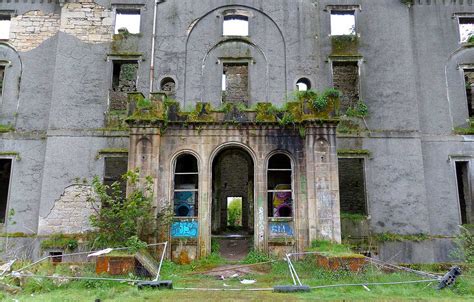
[10,10,60,52]
[0,0,473,263]
[60,1,112,43]
[38,185,97,235]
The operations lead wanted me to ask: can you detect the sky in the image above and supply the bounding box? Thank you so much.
[0,19,11,39]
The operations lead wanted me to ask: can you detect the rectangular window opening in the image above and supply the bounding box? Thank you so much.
[115,9,141,34]
[332,61,359,111]
[50,252,63,264]
[464,69,474,118]
[0,159,12,223]
[338,158,367,216]
[104,157,128,200]
[110,60,138,110]
[0,15,11,40]
[222,62,249,104]
[223,15,249,36]
[330,10,355,36]
[0,65,5,97]
[456,161,472,224]
[459,17,474,43]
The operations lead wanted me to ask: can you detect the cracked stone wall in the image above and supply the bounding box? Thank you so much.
[38,185,98,235]
[10,10,60,52]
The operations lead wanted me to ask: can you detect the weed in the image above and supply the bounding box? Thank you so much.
[242,250,273,264]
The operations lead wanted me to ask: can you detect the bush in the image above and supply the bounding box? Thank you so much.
[452,226,474,263]
[87,170,155,250]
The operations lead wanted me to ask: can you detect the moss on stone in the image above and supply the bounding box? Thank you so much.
[331,35,359,56]
[373,233,430,242]
[337,149,371,156]
[340,212,368,221]
[454,126,474,135]
[40,234,79,251]
[0,124,14,133]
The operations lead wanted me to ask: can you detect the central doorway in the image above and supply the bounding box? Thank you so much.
[211,148,254,260]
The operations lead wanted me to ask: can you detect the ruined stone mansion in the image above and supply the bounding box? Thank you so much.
[0,0,473,263]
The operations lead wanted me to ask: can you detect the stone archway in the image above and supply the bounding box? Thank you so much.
[211,147,254,259]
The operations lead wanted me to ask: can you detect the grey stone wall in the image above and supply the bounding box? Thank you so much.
[0,0,472,263]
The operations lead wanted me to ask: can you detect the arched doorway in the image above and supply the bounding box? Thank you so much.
[211,147,254,260]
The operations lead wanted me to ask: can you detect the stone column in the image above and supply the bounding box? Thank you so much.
[128,126,164,245]
[305,123,341,243]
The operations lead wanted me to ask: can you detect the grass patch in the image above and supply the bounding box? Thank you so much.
[306,240,361,257]
[340,212,368,221]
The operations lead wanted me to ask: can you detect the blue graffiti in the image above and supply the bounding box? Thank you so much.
[269,222,294,237]
[171,221,198,238]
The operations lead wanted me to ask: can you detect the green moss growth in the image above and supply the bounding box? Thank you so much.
[40,234,79,251]
[346,100,369,118]
[306,240,362,257]
[401,0,414,6]
[0,232,36,238]
[98,148,128,155]
[331,35,359,56]
[255,103,278,122]
[340,212,368,221]
[374,233,430,242]
[0,151,20,160]
[337,149,371,156]
[0,124,14,133]
[336,119,364,135]
[187,102,214,122]
[454,126,474,135]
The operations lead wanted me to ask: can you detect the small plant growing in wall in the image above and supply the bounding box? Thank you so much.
[87,169,155,251]
[346,100,369,118]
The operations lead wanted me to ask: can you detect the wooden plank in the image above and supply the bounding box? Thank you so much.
[135,250,160,277]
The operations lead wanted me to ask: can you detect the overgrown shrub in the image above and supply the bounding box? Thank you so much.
[87,170,155,250]
[452,226,474,263]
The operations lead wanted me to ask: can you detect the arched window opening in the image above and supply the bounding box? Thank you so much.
[160,77,176,96]
[174,154,198,217]
[296,78,311,91]
[223,15,249,36]
[267,154,293,217]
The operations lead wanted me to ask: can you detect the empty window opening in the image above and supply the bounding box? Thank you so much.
[49,252,63,264]
[456,161,472,224]
[332,61,359,111]
[222,73,227,91]
[160,77,176,97]
[459,17,474,43]
[296,78,311,91]
[0,65,5,96]
[0,159,12,223]
[110,60,138,110]
[174,154,199,217]
[222,63,249,103]
[227,197,243,227]
[268,154,293,218]
[338,158,367,215]
[0,15,11,40]
[104,157,128,199]
[115,9,141,34]
[223,15,248,36]
[464,70,474,117]
[331,11,355,36]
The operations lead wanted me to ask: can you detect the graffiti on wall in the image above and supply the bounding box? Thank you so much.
[171,220,198,238]
[269,221,294,237]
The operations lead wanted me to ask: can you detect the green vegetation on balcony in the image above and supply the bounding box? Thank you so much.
[331,35,360,56]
